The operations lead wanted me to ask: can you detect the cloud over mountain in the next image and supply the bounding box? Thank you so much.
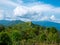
[13,2,60,22]
[0,0,60,23]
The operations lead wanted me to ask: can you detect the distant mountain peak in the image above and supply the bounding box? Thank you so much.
[32,21,60,30]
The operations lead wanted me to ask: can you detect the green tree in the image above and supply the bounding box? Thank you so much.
[0,25,5,32]
[0,32,12,45]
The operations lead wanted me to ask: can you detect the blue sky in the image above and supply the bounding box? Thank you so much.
[0,0,60,23]
[38,0,60,7]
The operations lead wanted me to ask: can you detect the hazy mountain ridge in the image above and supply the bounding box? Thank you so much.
[0,20,23,26]
[0,20,60,30]
[32,21,60,30]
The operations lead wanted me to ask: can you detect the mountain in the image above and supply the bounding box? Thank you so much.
[0,20,60,30]
[32,21,60,30]
[0,20,23,26]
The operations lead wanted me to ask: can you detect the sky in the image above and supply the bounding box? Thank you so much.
[0,0,60,23]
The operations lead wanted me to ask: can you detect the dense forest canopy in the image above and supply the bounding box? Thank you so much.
[0,22,60,45]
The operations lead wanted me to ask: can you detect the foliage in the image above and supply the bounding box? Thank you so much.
[0,22,60,45]
[0,32,12,45]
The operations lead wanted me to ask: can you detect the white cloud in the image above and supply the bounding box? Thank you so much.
[50,15,56,20]
[0,10,4,20]
[53,8,60,13]
[49,15,60,23]
[40,16,49,21]
[14,6,28,16]
[16,0,23,4]
[13,3,53,16]
[0,0,19,7]
[0,0,60,23]
[13,3,60,23]
[18,18,31,22]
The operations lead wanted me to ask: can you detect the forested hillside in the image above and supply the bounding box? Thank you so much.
[0,22,60,45]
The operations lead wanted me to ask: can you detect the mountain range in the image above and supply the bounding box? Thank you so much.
[32,21,60,30]
[0,20,60,30]
[0,20,23,26]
